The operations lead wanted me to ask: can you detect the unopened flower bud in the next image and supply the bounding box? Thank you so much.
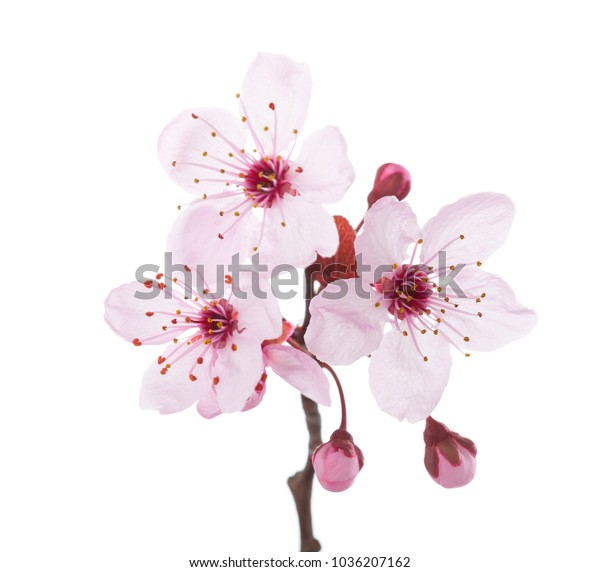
[367,163,411,208]
[312,429,364,492]
[423,417,477,489]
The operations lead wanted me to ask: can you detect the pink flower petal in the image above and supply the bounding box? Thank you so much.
[421,193,515,267]
[195,381,223,419]
[355,196,421,275]
[158,107,247,195]
[240,380,267,413]
[166,203,259,287]
[240,53,311,155]
[259,195,338,268]
[292,126,355,204]
[305,279,387,365]
[369,330,452,422]
[139,350,208,414]
[196,376,266,419]
[436,266,537,352]
[104,281,182,346]
[262,344,331,406]
[212,333,264,413]
[234,276,283,342]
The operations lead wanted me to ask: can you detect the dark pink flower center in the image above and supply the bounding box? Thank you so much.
[243,157,296,208]
[374,264,433,319]
[192,299,239,349]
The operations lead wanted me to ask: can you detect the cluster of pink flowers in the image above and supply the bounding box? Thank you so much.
[105,52,536,503]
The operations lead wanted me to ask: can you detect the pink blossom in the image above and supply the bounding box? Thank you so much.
[104,276,330,415]
[312,429,364,492]
[305,193,537,422]
[159,53,355,273]
[424,417,477,488]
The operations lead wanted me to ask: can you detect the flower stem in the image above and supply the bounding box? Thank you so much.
[319,361,347,431]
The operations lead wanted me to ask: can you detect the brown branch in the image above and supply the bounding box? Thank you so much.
[287,395,322,552]
[287,266,323,552]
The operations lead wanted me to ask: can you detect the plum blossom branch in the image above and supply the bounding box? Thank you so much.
[285,265,348,552]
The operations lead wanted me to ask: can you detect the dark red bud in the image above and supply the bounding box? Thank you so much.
[367,163,411,208]
[424,416,477,488]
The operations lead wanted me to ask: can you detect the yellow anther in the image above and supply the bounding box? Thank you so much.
[464,336,470,342]
[202,151,208,157]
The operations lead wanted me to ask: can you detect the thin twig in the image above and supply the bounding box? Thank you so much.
[287,395,322,552]
[287,266,323,551]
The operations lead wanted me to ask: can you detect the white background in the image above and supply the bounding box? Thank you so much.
[2,1,599,570]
